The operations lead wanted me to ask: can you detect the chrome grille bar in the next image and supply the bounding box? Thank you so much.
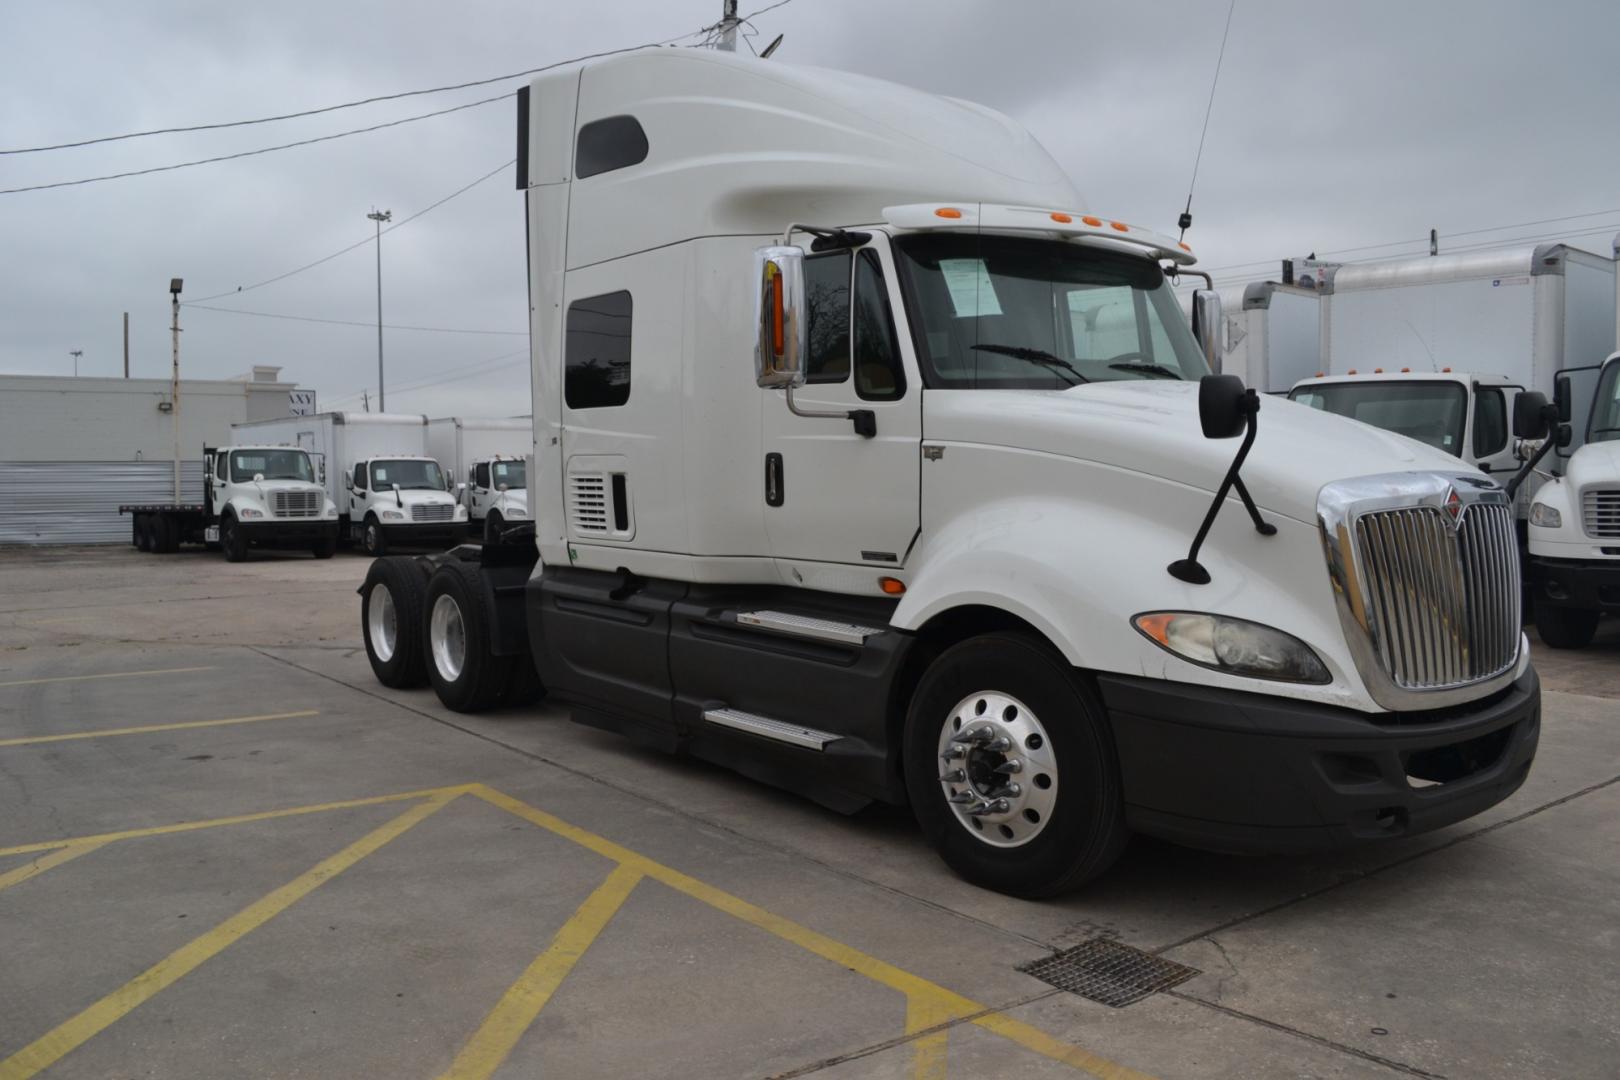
[1584,490,1620,539]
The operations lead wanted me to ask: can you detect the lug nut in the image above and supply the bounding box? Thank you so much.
[947,791,979,805]
[988,783,1021,800]
[982,735,1012,752]
[993,760,1022,775]
[940,746,965,761]
[967,798,1011,817]
[939,768,965,783]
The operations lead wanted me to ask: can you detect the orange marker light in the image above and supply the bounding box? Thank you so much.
[1081,215,1102,227]
[1134,613,1176,646]
[1442,366,1452,372]
[878,577,906,596]
[1110,221,1129,232]
[1348,369,1358,375]
[1178,242,1192,253]
[1315,371,1325,378]
[771,269,785,356]
[1401,367,1411,373]
[1374,368,1384,373]
[1050,211,1072,223]
[935,207,963,219]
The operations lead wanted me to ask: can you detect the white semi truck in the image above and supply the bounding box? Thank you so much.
[355,50,1538,897]
[425,417,532,543]
[119,444,339,560]
[234,411,466,556]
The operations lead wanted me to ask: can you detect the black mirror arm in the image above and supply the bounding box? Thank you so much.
[1505,420,1564,500]
[1169,394,1276,585]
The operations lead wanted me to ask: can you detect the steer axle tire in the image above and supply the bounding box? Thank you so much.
[1533,599,1599,650]
[361,557,430,688]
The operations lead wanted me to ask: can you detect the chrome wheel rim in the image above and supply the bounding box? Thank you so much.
[366,524,379,552]
[936,690,1058,848]
[429,593,466,683]
[367,584,397,662]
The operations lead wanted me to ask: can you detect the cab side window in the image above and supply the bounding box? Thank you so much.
[352,463,367,491]
[475,463,491,488]
[852,250,905,401]
[1474,388,1508,457]
[803,251,851,384]
[215,453,227,481]
[565,291,633,409]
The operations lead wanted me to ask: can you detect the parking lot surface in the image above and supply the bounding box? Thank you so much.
[0,545,1616,1079]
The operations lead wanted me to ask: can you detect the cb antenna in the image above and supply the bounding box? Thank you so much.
[1179,0,1237,242]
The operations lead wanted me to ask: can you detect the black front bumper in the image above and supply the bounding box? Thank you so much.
[240,520,339,546]
[1527,556,1620,611]
[1098,668,1540,855]
[380,522,467,548]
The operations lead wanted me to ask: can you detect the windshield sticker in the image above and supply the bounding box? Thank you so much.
[940,259,1002,318]
[374,468,387,482]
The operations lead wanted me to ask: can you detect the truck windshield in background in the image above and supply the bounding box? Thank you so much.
[1589,362,1620,444]
[492,460,526,488]
[891,235,1208,389]
[230,449,315,483]
[371,459,445,491]
[1289,381,1468,455]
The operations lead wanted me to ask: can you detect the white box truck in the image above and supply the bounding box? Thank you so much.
[1210,280,1323,393]
[425,417,532,543]
[233,411,465,555]
[352,49,1538,897]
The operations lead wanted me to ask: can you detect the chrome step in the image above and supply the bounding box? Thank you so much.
[735,609,884,646]
[701,707,842,751]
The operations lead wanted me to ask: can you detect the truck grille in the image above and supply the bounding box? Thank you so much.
[409,503,454,523]
[272,490,321,518]
[1582,489,1620,539]
[568,474,608,533]
[1353,502,1519,690]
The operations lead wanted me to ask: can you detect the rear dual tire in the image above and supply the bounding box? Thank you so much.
[425,561,535,712]
[361,557,430,688]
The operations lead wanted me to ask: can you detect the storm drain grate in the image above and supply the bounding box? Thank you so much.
[1019,938,1200,1008]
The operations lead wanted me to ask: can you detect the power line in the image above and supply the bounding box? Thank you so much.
[184,157,514,305]
[0,91,509,196]
[325,348,530,405]
[188,303,526,336]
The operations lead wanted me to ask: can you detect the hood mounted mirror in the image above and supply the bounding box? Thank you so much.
[1168,375,1277,585]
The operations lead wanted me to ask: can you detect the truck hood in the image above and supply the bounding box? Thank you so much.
[1564,439,1620,489]
[391,490,458,507]
[926,381,1477,524]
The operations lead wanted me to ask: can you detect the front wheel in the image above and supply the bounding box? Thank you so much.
[483,511,504,546]
[1534,599,1599,650]
[903,633,1128,898]
[310,530,338,559]
[220,515,248,562]
[363,515,388,557]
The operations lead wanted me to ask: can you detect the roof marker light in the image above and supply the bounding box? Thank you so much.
[935,207,963,219]
[1081,215,1102,227]
[1315,371,1325,378]
[1178,242,1192,253]
[1442,366,1452,372]
[1348,369,1358,375]
[1401,367,1411,373]
[1374,368,1384,373]
[1110,221,1129,232]
[1050,211,1072,223]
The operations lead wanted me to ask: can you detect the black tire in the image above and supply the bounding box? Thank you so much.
[361,556,430,688]
[1534,599,1599,650]
[483,511,504,546]
[152,515,179,554]
[501,646,546,707]
[903,633,1128,898]
[363,515,388,557]
[310,530,338,559]
[424,561,514,713]
[135,515,153,552]
[220,514,249,562]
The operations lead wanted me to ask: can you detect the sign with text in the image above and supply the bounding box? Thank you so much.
[288,389,317,416]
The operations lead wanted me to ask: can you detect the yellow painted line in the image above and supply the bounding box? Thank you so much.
[0,709,320,748]
[0,784,475,858]
[0,792,456,1080]
[0,842,107,895]
[438,864,643,1080]
[470,784,1154,1080]
[0,666,216,689]
[906,994,952,1080]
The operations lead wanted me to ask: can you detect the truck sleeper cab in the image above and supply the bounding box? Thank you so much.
[359,50,1538,898]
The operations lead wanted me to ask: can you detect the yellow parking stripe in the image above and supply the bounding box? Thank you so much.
[470,784,1153,1080]
[0,666,216,689]
[0,784,473,858]
[0,842,106,895]
[905,994,953,1080]
[0,709,320,748]
[0,792,456,1080]
[438,864,644,1080]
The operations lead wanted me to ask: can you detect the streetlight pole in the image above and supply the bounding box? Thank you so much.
[69,349,82,376]
[170,278,183,501]
[368,208,392,411]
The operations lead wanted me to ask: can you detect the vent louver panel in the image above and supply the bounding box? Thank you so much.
[569,473,609,533]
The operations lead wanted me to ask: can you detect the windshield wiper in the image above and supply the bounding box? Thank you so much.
[1108,361,1181,380]
[969,343,1088,384]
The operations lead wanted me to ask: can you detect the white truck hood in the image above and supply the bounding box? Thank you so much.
[1563,438,1620,488]
[926,381,1476,524]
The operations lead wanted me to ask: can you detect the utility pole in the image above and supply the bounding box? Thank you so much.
[69,349,82,376]
[362,389,370,413]
[170,278,183,501]
[368,208,392,411]
[717,0,740,51]
[123,312,130,377]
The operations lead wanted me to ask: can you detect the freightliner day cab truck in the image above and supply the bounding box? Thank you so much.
[356,50,1539,897]
[120,445,339,560]
[425,417,532,544]
[234,411,466,556]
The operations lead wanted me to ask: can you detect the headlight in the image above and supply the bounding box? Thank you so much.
[325,505,338,518]
[381,510,405,521]
[506,508,527,518]
[239,508,264,519]
[1133,612,1330,683]
[454,505,468,519]
[1529,502,1561,528]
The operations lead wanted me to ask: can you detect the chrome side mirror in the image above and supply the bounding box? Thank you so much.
[1191,289,1224,374]
[754,245,807,388]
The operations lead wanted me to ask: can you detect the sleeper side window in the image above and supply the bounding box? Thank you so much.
[575,116,648,179]
[565,291,633,409]
[1473,387,1508,457]
[803,251,852,384]
[853,250,905,401]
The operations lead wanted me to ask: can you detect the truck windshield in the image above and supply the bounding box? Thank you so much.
[370,459,445,490]
[492,460,526,488]
[1289,381,1468,455]
[1589,361,1620,444]
[230,449,314,483]
[891,234,1208,389]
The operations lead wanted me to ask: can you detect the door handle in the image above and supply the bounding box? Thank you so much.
[765,452,784,507]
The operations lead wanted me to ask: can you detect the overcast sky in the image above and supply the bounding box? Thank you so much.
[4,0,1619,415]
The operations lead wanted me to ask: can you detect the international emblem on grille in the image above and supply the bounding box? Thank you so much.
[1443,486,1462,521]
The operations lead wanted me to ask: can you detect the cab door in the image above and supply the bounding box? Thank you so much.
[762,240,922,568]
[1471,383,1520,478]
